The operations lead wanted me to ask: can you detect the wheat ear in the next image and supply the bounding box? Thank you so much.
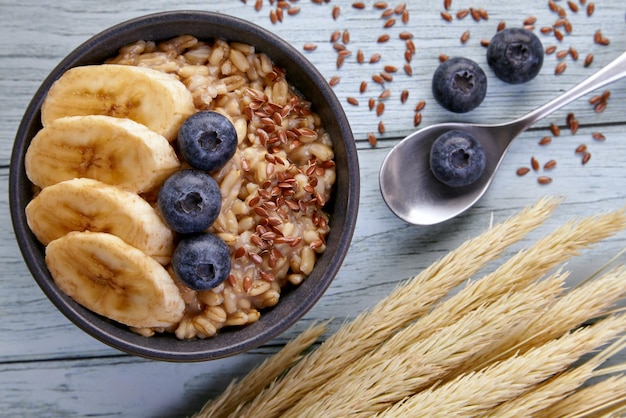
[377,314,626,418]
[228,197,560,418]
[283,273,565,417]
[192,321,327,418]
[539,374,626,418]
[459,263,626,375]
[488,332,626,417]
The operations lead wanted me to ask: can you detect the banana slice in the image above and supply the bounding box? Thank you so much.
[25,115,180,193]
[46,231,185,329]
[41,64,195,141]
[26,178,174,265]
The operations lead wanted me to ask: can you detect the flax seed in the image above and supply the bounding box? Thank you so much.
[329,76,340,87]
[549,0,558,12]
[394,2,406,14]
[406,39,416,53]
[383,65,398,73]
[347,97,359,106]
[368,97,375,110]
[372,74,385,84]
[384,18,396,28]
[370,53,382,63]
[568,0,579,12]
[444,0,452,10]
[413,112,422,127]
[399,31,414,40]
[564,20,572,34]
[401,89,409,103]
[554,29,564,41]
[342,30,350,44]
[516,167,531,176]
[569,47,579,60]
[378,120,385,134]
[582,152,591,165]
[541,26,554,34]
[359,81,367,93]
[336,55,345,69]
[592,132,606,141]
[376,101,385,116]
[303,43,317,51]
[587,2,595,16]
[556,50,569,59]
[269,9,278,24]
[353,49,362,64]
[374,2,388,9]
[470,7,481,21]
[380,71,393,82]
[330,30,341,42]
[575,144,587,153]
[332,5,340,20]
[352,2,366,9]
[538,176,553,184]
[288,6,300,15]
[539,136,552,146]
[569,119,579,134]
[441,11,453,22]
[402,9,409,23]
[531,157,540,171]
[497,21,506,32]
[368,132,377,147]
[545,45,557,54]
[594,102,606,113]
[460,30,470,44]
[457,9,469,19]
[439,54,449,62]
[550,123,561,136]
[379,89,391,100]
[544,159,557,170]
[584,53,594,67]
[415,100,426,112]
[555,61,567,75]
[404,63,413,75]
[589,94,603,105]
[333,43,346,52]
[480,39,490,47]
[478,8,489,19]
[524,16,537,25]
[381,8,394,18]
[378,34,391,43]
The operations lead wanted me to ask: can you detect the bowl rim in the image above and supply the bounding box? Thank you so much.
[9,10,359,361]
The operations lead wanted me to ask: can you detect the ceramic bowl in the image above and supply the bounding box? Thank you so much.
[9,10,359,361]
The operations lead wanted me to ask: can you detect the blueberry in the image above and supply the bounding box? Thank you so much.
[172,233,231,291]
[157,169,221,234]
[487,28,544,84]
[430,130,486,187]
[177,111,238,171]
[432,57,487,113]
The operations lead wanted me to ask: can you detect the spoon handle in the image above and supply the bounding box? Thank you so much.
[511,50,626,131]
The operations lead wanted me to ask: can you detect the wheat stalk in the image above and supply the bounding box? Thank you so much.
[227,197,561,418]
[192,321,327,418]
[377,314,626,418]
[282,273,565,417]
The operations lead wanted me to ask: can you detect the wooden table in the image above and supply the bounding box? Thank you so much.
[1,1,625,416]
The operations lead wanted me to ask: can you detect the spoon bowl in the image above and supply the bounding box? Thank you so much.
[380,51,626,225]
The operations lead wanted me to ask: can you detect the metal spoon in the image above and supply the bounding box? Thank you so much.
[380,51,626,225]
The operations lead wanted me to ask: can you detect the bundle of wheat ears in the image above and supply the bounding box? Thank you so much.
[194,197,626,418]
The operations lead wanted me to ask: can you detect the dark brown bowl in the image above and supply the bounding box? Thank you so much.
[9,11,359,361]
